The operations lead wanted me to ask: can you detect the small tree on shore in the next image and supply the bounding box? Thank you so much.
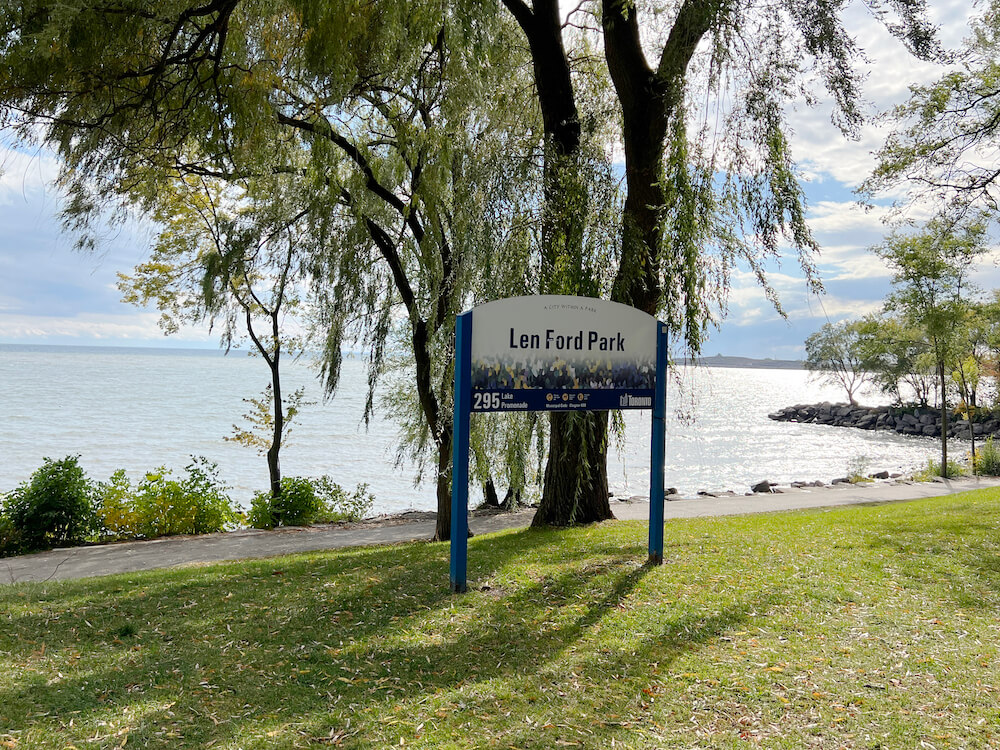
[857,313,935,406]
[874,215,990,477]
[804,320,875,406]
[119,176,316,501]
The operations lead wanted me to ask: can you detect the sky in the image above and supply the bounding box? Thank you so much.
[0,1,992,359]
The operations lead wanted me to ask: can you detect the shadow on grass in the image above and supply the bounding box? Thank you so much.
[0,522,768,747]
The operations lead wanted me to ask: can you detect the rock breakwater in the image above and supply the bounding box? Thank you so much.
[769,402,1000,441]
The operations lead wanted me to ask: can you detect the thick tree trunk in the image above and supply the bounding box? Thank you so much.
[433,428,453,542]
[501,486,522,510]
[483,479,500,507]
[503,0,613,528]
[611,117,668,314]
[532,411,613,527]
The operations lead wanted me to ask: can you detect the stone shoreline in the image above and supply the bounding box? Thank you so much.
[609,473,908,502]
[768,401,999,442]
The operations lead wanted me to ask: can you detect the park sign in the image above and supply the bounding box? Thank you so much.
[469,296,657,412]
[450,295,669,593]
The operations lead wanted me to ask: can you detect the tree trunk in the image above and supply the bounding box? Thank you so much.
[501,486,522,510]
[532,411,613,527]
[939,360,948,476]
[503,0,614,528]
[268,357,283,501]
[971,418,976,474]
[433,427,453,542]
[483,479,500,507]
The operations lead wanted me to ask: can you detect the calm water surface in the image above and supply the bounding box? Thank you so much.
[0,345,942,514]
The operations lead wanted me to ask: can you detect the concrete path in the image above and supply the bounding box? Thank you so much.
[3,476,999,584]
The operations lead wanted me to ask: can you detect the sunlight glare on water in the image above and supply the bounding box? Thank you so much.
[1,346,943,513]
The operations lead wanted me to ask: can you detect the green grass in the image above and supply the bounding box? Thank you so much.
[3,491,1000,749]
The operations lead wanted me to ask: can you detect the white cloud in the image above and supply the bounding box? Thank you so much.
[785,295,883,324]
[0,311,215,345]
[0,145,60,206]
[787,0,978,190]
[807,201,890,235]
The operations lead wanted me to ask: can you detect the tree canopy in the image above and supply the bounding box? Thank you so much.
[804,320,876,406]
[865,0,1000,215]
[0,0,942,533]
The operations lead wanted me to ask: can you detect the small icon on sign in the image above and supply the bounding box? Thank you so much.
[546,393,553,402]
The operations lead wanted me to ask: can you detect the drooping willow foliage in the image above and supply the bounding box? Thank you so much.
[0,0,940,534]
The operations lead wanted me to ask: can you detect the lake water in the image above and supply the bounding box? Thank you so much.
[0,344,944,514]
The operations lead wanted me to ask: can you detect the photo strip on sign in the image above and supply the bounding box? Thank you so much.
[469,296,657,412]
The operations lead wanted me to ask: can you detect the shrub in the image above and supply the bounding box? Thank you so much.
[96,458,237,539]
[313,478,375,523]
[249,476,375,529]
[3,455,98,551]
[974,436,1000,476]
[0,511,22,558]
[253,476,321,529]
[96,469,141,539]
[846,455,873,484]
[913,458,967,481]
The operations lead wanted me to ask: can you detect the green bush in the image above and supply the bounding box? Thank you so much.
[249,476,375,529]
[846,455,873,484]
[249,476,320,529]
[974,436,1000,476]
[96,458,237,539]
[96,469,138,539]
[3,455,99,551]
[913,458,967,481]
[0,512,22,558]
[313,478,375,523]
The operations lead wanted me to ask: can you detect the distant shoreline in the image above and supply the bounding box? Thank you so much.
[3,342,803,369]
[679,354,804,370]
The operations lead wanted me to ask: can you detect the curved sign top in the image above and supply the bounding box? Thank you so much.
[469,295,658,412]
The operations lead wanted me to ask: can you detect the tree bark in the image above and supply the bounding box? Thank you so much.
[603,0,722,316]
[267,359,283,501]
[503,0,614,528]
[940,359,949,476]
[532,411,613,527]
[483,479,500,507]
[433,427,453,541]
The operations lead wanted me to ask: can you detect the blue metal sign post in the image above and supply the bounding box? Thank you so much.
[449,296,667,592]
[450,311,473,593]
[648,322,668,565]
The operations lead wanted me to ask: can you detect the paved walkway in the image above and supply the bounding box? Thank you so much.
[3,476,999,584]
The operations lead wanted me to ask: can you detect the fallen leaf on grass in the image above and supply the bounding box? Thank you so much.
[311,729,350,745]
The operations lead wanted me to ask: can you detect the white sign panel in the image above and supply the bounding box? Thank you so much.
[469,295,657,411]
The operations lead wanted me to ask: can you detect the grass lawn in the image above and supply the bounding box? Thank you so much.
[2,490,1000,749]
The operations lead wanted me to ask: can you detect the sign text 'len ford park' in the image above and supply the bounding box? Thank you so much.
[469,296,657,412]
[450,295,669,593]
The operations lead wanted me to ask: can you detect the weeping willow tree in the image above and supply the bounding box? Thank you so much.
[0,0,546,541]
[0,0,941,535]
[499,0,938,526]
[864,1,1000,216]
